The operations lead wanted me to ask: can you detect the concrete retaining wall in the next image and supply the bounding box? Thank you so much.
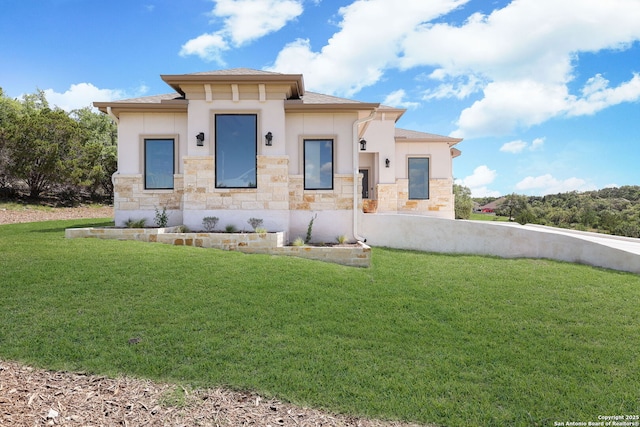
[360,214,640,274]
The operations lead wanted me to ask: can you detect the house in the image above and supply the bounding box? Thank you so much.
[94,69,462,243]
[478,197,505,214]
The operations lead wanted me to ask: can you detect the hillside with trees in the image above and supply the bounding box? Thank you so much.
[474,187,640,238]
[0,88,116,205]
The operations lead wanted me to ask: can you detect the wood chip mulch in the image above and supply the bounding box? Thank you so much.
[0,360,427,427]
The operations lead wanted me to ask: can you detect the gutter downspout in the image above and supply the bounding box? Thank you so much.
[352,111,376,243]
[106,106,119,124]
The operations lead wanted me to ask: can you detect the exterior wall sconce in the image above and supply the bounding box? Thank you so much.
[385,158,390,168]
[265,132,273,146]
[359,139,367,151]
[196,132,205,146]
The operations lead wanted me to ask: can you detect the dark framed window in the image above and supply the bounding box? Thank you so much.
[304,139,333,190]
[215,114,257,188]
[144,138,175,189]
[408,157,429,199]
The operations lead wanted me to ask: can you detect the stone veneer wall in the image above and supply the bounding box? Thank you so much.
[375,178,454,218]
[113,175,183,212]
[181,155,290,211]
[288,174,359,211]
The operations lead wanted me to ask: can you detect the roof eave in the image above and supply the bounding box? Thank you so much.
[284,101,380,112]
[160,73,305,98]
[93,100,188,117]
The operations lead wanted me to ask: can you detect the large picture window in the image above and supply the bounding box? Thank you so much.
[215,114,257,188]
[408,157,429,199]
[304,139,333,190]
[144,138,174,189]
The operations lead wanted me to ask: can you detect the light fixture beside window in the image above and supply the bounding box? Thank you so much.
[385,158,390,168]
[359,139,367,151]
[196,132,205,146]
[265,131,273,146]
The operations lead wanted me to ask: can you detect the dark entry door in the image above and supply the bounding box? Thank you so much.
[359,169,369,199]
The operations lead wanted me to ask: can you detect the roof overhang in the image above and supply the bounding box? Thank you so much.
[93,98,188,118]
[161,73,304,98]
[284,100,380,113]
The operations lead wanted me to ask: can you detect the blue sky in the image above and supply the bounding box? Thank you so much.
[2,0,639,197]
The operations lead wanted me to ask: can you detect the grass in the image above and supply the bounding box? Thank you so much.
[1,218,639,426]
[470,212,510,221]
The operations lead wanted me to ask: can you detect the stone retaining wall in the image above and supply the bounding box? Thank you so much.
[65,227,370,268]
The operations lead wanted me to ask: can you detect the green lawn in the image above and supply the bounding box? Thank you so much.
[1,219,639,426]
[470,212,510,221]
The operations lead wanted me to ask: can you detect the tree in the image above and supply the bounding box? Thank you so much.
[496,193,529,221]
[72,107,117,198]
[5,107,88,198]
[454,183,473,219]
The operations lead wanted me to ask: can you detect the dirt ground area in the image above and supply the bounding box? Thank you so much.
[0,207,427,427]
[0,206,114,225]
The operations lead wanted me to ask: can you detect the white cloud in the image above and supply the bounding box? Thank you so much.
[268,0,467,95]
[42,83,147,112]
[456,165,500,197]
[180,0,303,63]
[398,0,640,138]
[500,137,545,154]
[422,75,484,100]
[500,140,527,154]
[382,89,420,109]
[180,33,229,64]
[515,174,596,195]
[530,137,544,151]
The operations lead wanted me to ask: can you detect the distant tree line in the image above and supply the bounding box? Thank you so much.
[0,88,116,204]
[475,187,640,238]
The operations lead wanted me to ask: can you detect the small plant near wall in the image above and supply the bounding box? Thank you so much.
[124,218,146,228]
[225,224,238,233]
[247,217,264,231]
[336,234,348,244]
[176,225,189,233]
[255,227,268,234]
[305,213,318,244]
[292,237,305,246]
[154,206,169,228]
[202,216,219,232]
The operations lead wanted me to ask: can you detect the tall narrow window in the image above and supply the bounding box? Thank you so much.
[215,114,257,188]
[408,157,429,199]
[304,139,333,190]
[144,138,174,189]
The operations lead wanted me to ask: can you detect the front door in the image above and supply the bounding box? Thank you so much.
[359,169,369,199]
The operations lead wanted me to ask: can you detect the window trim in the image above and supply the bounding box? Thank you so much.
[214,112,258,189]
[303,137,335,191]
[140,134,179,190]
[407,156,430,200]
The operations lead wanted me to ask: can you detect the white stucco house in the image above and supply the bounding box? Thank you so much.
[94,69,462,242]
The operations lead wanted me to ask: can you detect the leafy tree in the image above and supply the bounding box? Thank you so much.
[72,107,117,198]
[4,107,88,198]
[495,193,528,221]
[453,183,473,219]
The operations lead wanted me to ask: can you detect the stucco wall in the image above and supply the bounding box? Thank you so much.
[360,214,640,274]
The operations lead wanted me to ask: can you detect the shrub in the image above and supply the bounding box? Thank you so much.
[154,206,169,228]
[336,234,348,244]
[292,237,305,246]
[124,218,146,228]
[202,216,219,232]
[305,213,317,244]
[247,217,263,230]
[225,224,238,233]
[255,227,268,234]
